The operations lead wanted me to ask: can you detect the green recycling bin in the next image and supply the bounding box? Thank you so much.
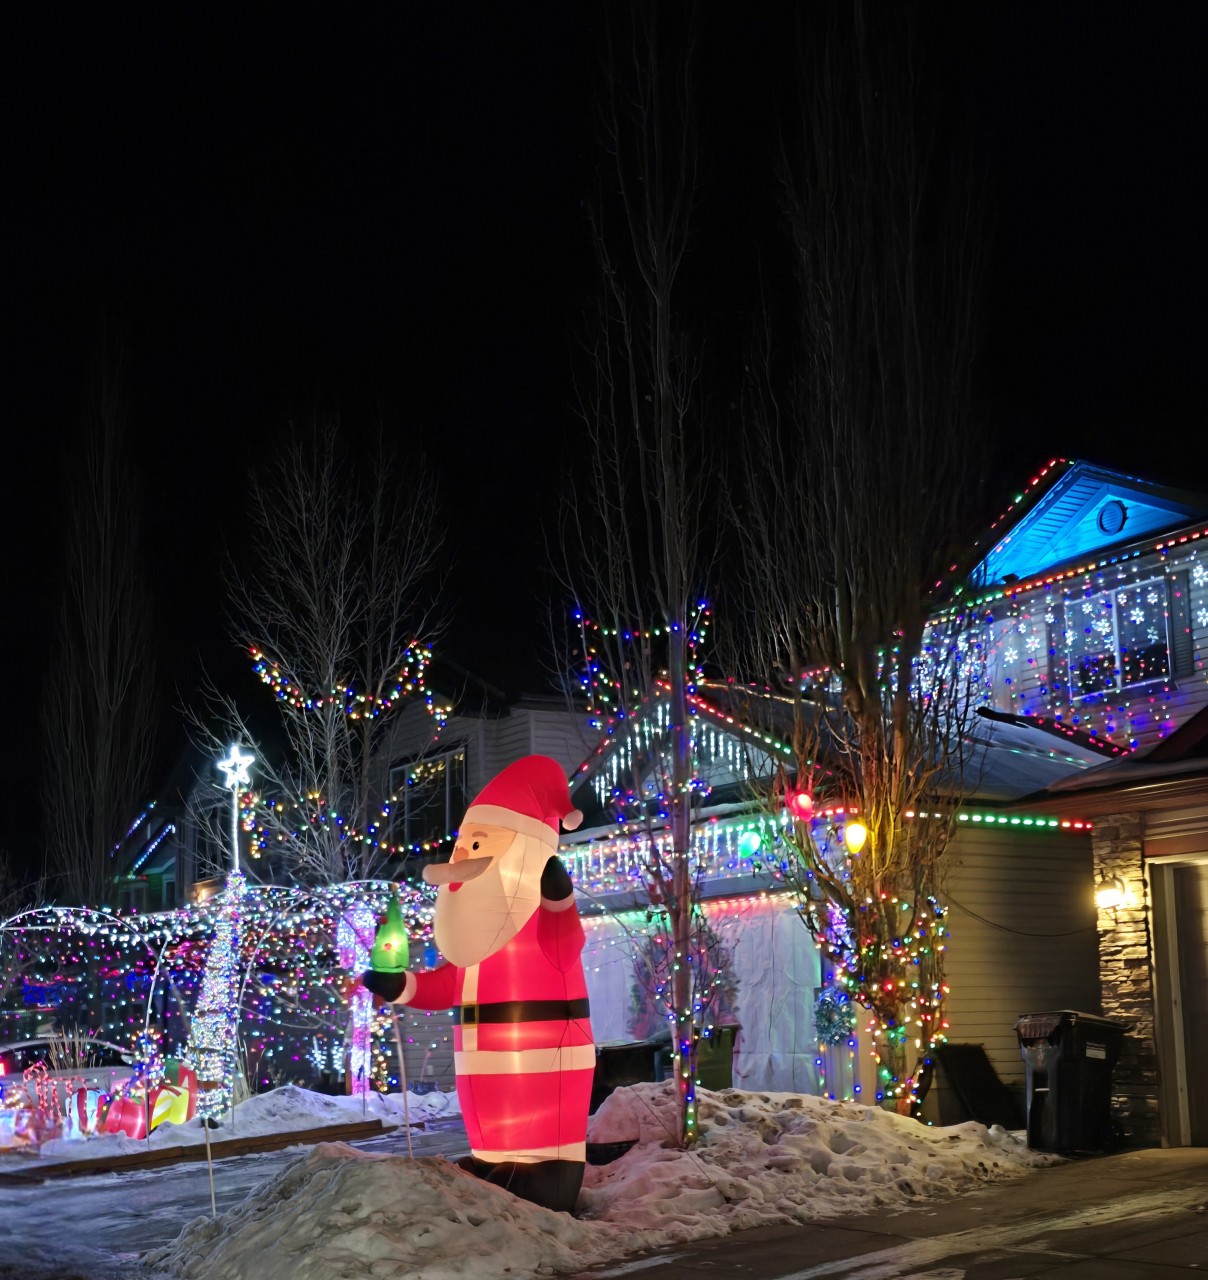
[1016,1010,1128,1154]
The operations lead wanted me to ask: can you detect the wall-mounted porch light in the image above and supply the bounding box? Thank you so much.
[1094,874,1128,924]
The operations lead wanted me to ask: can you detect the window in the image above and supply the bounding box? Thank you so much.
[1065,578,1170,698]
[389,747,467,849]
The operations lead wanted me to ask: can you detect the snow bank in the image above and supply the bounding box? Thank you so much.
[581,1082,1055,1233]
[146,1082,1055,1279]
[147,1145,622,1280]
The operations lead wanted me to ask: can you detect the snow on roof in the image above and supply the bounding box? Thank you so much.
[570,680,1104,818]
[961,711,1109,803]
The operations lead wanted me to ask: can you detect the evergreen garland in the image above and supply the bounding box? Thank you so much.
[814,984,856,1046]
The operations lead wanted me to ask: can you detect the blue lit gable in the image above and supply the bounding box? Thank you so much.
[973,462,1208,588]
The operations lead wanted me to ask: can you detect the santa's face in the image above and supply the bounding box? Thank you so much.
[424,822,546,967]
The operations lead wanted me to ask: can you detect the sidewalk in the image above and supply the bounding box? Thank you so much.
[573,1147,1208,1279]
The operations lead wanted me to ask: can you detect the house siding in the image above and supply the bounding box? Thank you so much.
[943,826,1100,1089]
[478,715,535,791]
[395,1005,458,1093]
[475,707,589,793]
[526,708,593,778]
[380,699,588,820]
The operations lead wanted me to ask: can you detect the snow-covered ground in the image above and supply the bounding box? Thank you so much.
[7,1084,458,1168]
[124,1082,1056,1280]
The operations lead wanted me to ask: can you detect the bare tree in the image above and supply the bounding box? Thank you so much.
[728,5,987,1113]
[558,3,721,1148]
[201,425,445,885]
[42,348,158,906]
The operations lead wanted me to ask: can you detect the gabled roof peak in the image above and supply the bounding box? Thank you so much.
[972,459,1208,589]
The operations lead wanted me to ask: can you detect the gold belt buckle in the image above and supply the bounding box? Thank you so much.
[462,1004,478,1024]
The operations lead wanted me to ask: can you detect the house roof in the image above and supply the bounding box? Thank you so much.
[568,681,1106,820]
[1029,703,1208,813]
[111,803,180,880]
[971,460,1208,589]
[961,709,1111,802]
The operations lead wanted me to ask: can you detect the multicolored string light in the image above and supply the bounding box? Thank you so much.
[250,644,448,727]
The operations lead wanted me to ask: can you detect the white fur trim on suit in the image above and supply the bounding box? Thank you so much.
[462,804,560,849]
[454,1044,597,1076]
[473,1142,587,1164]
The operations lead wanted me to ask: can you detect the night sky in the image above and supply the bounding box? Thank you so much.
[2,4,1205,866]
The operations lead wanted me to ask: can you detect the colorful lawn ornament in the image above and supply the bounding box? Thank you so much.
[148,1059,198,1129]
[362,755,593,1213]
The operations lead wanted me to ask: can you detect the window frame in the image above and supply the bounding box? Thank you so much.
[389,745,468,850]
[1064,575,1172,701]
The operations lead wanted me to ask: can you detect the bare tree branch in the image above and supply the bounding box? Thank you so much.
[554,2,722,1148]
[42,342,158,906]
[727,4,988,1113]
[213,422,445,885]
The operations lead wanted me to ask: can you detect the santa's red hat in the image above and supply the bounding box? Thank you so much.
[461,755,583,849]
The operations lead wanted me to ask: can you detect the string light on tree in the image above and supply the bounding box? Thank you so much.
[336,900,378,1097]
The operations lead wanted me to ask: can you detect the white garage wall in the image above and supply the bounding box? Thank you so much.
[582,893,876,1098]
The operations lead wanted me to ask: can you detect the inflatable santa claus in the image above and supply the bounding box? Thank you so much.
[362,754,594,1213]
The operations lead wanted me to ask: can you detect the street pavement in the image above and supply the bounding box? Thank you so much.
[572,1147,1208,1279]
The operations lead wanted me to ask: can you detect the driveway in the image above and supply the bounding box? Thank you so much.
[571,1147,1208,1279]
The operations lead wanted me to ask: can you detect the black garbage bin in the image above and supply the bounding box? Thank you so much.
[1015,1010,1128,1154]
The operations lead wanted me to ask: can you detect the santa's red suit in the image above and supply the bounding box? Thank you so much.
[365,755,594,1213]
[405,895,594,1164]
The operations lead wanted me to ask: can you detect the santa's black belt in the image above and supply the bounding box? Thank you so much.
[458,998,591,1025]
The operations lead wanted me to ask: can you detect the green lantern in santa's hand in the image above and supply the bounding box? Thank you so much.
[370,895,410,974]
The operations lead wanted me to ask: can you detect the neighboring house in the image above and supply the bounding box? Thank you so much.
[379,678,593,869]
[111,676,595,909]
[109,801,184,913]
[109,748,211,912]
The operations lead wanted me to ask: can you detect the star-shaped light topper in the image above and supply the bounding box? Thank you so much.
[217,742,255,791]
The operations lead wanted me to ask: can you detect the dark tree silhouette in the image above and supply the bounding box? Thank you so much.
[729,4,988,1112]
[42,346,157,906]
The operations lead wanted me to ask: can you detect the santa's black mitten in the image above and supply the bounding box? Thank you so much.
[361,969,407,1002]
[540,856,574,902]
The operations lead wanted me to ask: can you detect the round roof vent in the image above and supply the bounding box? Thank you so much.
[1097,499,1128,536]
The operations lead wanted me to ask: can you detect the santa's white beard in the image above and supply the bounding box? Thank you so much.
[433,831,545,968]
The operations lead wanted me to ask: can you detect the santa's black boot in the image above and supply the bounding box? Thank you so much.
[456,1155,584,1214]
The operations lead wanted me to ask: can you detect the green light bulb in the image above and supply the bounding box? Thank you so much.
[370,896,410,974]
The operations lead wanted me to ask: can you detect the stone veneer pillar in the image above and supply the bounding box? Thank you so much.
[1093,812,1161,1146]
